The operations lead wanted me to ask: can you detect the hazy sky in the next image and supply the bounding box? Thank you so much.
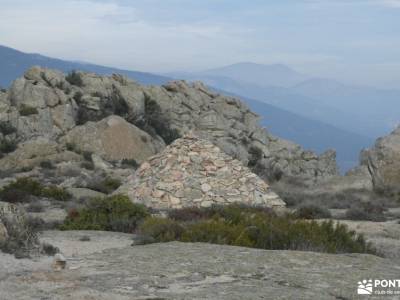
[0,0,399,88]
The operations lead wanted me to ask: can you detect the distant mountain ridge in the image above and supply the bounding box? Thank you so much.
[0,45,170,87]
[200,62,310,88]
[213,89,372,172]
[170,62,400,139]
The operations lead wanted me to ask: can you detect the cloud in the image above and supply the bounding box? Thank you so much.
[381,0,400,7]
[0,0,399,88]
[0,0,252,71]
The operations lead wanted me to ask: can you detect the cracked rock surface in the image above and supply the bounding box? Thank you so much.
[0,230,399,300]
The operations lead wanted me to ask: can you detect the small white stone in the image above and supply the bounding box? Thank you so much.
[52,253,67,271]
[169,195,181,205]
[201,183,212,192]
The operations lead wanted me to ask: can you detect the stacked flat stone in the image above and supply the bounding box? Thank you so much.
[122,135,286,210]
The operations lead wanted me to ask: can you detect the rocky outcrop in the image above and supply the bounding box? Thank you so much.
[360,126,400,191]
[0,66,338,189]
[61,115,164,163]
[118,135,285,209]
[145,81,338,184]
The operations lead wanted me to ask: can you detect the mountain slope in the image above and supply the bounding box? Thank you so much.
[0,45,170,87]
[215,90,372,172]
[200,62,309,88]
[292,78,400,135]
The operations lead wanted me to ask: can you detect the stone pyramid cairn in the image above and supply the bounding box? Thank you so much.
[122,134,286,210]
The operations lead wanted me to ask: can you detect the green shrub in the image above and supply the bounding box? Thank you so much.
[0,178,71,203]
[82,151,93,161]
[66,142,79,153]
[248,146,263,168]
[295,204,332,219]
[73,91,83,104]
[133,95,181,145]
[65,71,83,87]
[41,186,71,201]
[0,212,39,258]
[0,121,16,135]
[101,178,122,194]
[345,203,386,222]
[168,206,214,222]
[19,104,38,116]
[138,205,376,255]
[182,220,254,247]
[60,195,149,232]
[0,139,17,153]
[139,217,184,242]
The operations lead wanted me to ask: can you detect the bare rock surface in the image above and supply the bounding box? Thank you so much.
[118,134,285,209]
[61,115,164,163]
[360,126,400,191]
[0,230,399,299]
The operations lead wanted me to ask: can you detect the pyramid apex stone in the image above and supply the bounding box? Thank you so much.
[118,135,286,210]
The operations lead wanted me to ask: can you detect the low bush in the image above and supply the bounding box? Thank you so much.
[0,178,71,203]
[73,91,84,104]
[66,142,80,153]
[82,151,92,161]
[0,139,17,154]
[138,205,376,255]
[133,95,181,145]
[76,107,92,125]
[0,212,39,258]
[0,121,16,136]
[345,202,386,222]
[139,217,184,242]
[60,195,149,232]
[41,186,71,201]
[168,206,214,222]
[41,242,59,256]
[248,146,263,168]
[65,71,83,87]
[19,104,38,116]
[295,204,332,219]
